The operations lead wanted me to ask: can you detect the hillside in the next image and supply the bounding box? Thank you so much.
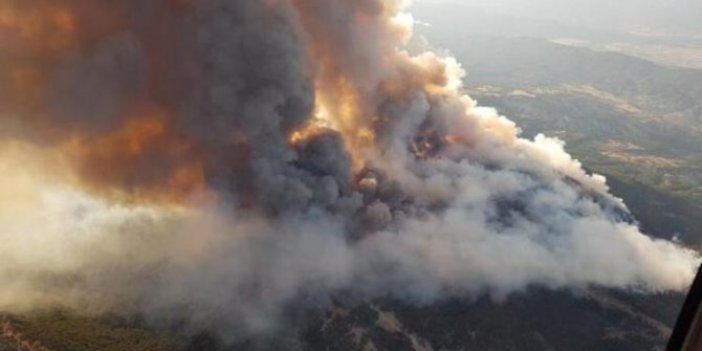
[0,289,687,351]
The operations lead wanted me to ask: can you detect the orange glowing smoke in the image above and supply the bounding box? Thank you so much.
[0,4,78,118]
[286,0,473,168]
[0,4,76,46]
[0,2,207,204]
[0,0,454,205]
[2,0,449,203]
[312,78,376,158]
[61,105,208,203]
[0,2,126,137]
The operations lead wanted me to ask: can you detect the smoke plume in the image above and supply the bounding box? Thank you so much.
[0,0,698,334]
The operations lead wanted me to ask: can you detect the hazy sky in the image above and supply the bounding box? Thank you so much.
[412,0,702,35]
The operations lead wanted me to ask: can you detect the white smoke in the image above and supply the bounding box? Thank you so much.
[0,141,696,334]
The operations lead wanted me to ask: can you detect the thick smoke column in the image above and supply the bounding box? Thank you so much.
[0,0,698,333]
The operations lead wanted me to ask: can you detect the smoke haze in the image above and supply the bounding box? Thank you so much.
[413,0,702,35]
[0,0,698,334]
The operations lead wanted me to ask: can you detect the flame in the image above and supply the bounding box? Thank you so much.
[289,124,326,145]
[310,77,376,170]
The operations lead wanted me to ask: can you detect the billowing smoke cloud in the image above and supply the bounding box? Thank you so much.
[0,0,698,335]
